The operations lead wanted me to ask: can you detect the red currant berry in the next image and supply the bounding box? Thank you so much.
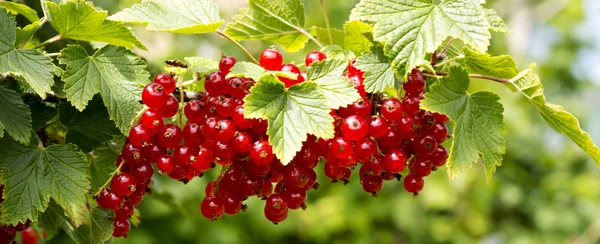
[205,72,226,95]
[341,115,368,141]
[115,201,134,218]
[260,48,283,71]
[353,137,377,162]
[219,55,237,74]
[250,140,274,165]
[361,175,383,195]
[216,119,236,141]
[415,134,438,155]
[112,217,131,237]
[264,207,288,224]
[324,159,345,180]
[110,173,136,197]
[413,157,432,177]
[141,108,164,131]
[330,137,352,159]
[265,193,288,215]
[232,105,251,129]
[381,98,403,121]
[402,96,421,116]
[142,83,166,109]
[420,111,436,130]
[158,95,179,118]
[192,147,216,172]
[202,117,219,141]
[232,132,252,153]
[347,58,364,76]
[222,193,243,215]
[403,174,424,194]
[305,50,327,67]
[99,189,124,210]
[131,161,154,183]
[347,74,366,97]
[383,149,407,173]
[431,146,448,167]
[183,122,203,145]
[434,113,449,123]
[431,123,448,142]
[282,188,306,210]
[173,144,195,166]
[128,124,151,147]
[153,73,176,94]
[348,97,372,118]
[121,143,143,164]
[184,100,207,122]
[404,69,425,94]
[368,115,389,138]
[279,63,302,87]
[283,164,310,189]
[158,124,183,148]
[156,154,175,173]
[362,156,385,176]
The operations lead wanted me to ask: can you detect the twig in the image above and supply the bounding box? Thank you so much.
[438,37,455,60]
[298,27,324,48]
[319,0,333,45]
[424,71,511,84]
[31,34,61,49]
[216,30,259,64]
[45,52,60,57]
[434,56,465,67]
[93,160,125,197]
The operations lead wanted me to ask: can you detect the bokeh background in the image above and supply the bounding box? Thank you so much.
[17,0,600,243]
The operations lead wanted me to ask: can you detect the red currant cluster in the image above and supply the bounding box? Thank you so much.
[321,65,449,195]
[0,185,33,244]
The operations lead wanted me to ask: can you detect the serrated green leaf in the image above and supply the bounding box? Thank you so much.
[40,202,114,244]
[310,26,345,47]
[484,8,511,33]
[458,46,518,79]
[108,0,223,34]
[58,45,149,134]
[306,59,360,109]
[0,1,39,23]
[0,87,32,144]
[321,45,356,60]
[46,0,145,50]
[420,67,506,181]
[228,61,296,81]
[185,56,219,74]
[355,46,399,93]
[0,9,55,99]
[343,20,373,55]
[244,75,334,164]
[59,97,120,152]
[224,0,310,52]
[351,0,491,76]
[15,20,40,48]
[0,136,90,226]
[27,100,57,131]
[89,144,118,191]
[508,65,600,164]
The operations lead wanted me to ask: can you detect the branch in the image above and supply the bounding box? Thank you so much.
[216,30,259,64]
[438,37,455,60]
[32,34,62,49]
[424,71,511,84]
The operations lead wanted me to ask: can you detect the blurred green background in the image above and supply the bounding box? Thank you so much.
[17,0,600,243]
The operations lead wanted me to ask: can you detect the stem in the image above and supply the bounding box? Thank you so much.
[298,27,324,48]
[216,30,259,64]
[424,71,511,84]
[32,34,61,49]
[434,56,464,67]
[437,37,455,60]
[93,160,125,197]
[181,79,196,87]
[45,52,60,57]
[212,164,232,196]
[319,0,333,45]
[177,75,185,128]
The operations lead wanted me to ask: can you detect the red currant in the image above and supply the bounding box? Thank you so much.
[219,55,237,74]
[158,95,178,118]
[368,115,389,138]
[110,173,137,197]
[279,63,302,87]
[260,48,283,71]
[250,140,274,165]
[305,50,327,67]
[341,115,368,141]
[141,108,164,131]
[153,73,176,94]
[112,217,131,237]
[192,147,216,172]
[381,98,403,121]
[403,174,424,194]
[383,149,407,173]
[142,83,166,109]
[156,154,175,173]
[158,124,183,148]
[330,137,352,159]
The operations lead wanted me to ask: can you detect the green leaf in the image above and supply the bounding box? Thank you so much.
[508,65,600,164]
[244,75,334,164]
[351,0,491,76]
[0,1,39,23]
[89,144,118,195]
[343,20,373,55]
[224,0,310,52]
[40,202,114,244]
[321,45,355,60]
[420,67,506,181]
[306,59,361,109]
[27,100,57,131]
[59,97,120,152]
[458,46,518,79]
[228,61,296,81]
[0,87,32,144]
[0,9,55,99]
[185,56,219,74]
[46,0,146,50]
[355,46,399,93]
[0,136,90,226]
[484,8,511,33]
[58,45,149,134]
[310,27,345,47]
[108,0,223,34]
[15,20,40,48]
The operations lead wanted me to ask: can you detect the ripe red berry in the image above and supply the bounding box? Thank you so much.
[131,161,154,183]
[232,132,252,153]
[219,56,237,74]
[352,137,376,162]
[264,206,288,224]
[156,154,175,173]
[361,175,383,195]
[404,174,424,194]
[381,98,403,121]
[402,96,421,116]
[341,115,368,141]
[112,217,131,237]
[282,188,306,210]
[141,108,164,131]
[98,189,124,210]
[413,157,433,177]
[415,134,438,155]
[362,156,385,176]
[434,113,449,123]
[265,193,288,215]
[279,63,302,87]
[383,149,407,173]
[128,124,151,147]
[202,117,219,141]
[201,196,225,221]
[347,58,364,76]
[192,147,216,172]
[431,123,448,142]
[173,144,195,166]
[368,115,389,138]
[184,100,207,122]
[431,146,448,167]
[142,83,166,109]
[153,73,176,94]
[330,137,352,159]
[158,124,183,148]
[250,140,274,165]
[183,122,203,145]
[222,193,243,215]
[283,164,310,189]
[305,50,327,67]
[115,201,135,218]
[347,74,366,97]
[158,95,179,118]
[205,72,226,95]
[324,159,346,180]
[121,143,143,164]
[232,105,251,129]
[111,173,137,197]
[216,119,236,141]
[404,69,425,95]
[260,48,283,71]
[420,111,436,130]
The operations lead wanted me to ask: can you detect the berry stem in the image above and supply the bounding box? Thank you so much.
[216,30,259,64]
[319,0,333,45]
[177,75,185,128]
[45,52,60,57]
[433,56,464,67]
[438,37,455,59]
[31,34,62,49]
[423,71,511,84]
[211,164,232,196]
[93,159,125,197]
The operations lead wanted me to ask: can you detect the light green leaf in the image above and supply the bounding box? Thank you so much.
[0,9,55,99]
[458,46,518,79]
[351,0,491,76]
[0,87,32,144]
[0,1,39,23]
[243,75,334,164]
[508,65,600,164]
[0,136,90,226]
[15,20,40,48]
[46,0,146,50]
[224,0,310,52]
[321,45,356,60]
[58,45,149,134]
[343,20,373,55]
[59,98,120,152]
[310,26,345,47]
[108,0,223,34]
[228,61,296,81]
[185,56,219,74]
[306,58,361,109]
[484,8,511,33]
[355,46,399,93]
[420,67,506,181]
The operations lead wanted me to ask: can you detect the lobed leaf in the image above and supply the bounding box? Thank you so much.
[0,87,32,144]
[310,26,345,47]
[420,67,507,181]
[306,58,361,108]
[355,46,399,93]
[458,46,518,79]
[0,1,39,23]
[59,98,120,152]
[343,20,373,55]
[108,0,223,34]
